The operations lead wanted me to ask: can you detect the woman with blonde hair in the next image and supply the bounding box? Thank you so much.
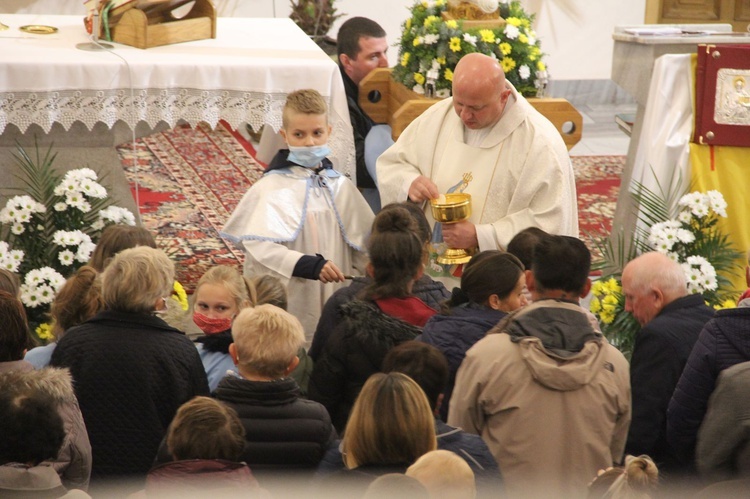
[317,372,437,482]
[587,455,659,499]
[51,246,209,482]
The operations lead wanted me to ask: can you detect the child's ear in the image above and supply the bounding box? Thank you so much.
[285,356,300,375]
[327,124,332,136]
[229,343,239,366]
[279,127,288,144]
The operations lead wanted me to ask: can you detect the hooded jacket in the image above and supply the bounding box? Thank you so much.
[308,299,422,433]
[145,460,263,497]
[0,363,91,491]
[667,306,750,466]
[448,299,631,498]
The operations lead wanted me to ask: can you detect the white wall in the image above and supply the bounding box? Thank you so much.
[3,0,646,80]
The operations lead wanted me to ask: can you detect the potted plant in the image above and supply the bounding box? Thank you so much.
[289,0,343,56]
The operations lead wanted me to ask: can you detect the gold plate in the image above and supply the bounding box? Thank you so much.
[19,25,58,35]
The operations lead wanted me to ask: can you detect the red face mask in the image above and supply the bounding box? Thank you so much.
[193,312,232,335]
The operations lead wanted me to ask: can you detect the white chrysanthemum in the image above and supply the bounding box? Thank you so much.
[36,285,55,305]
[702,274,718,291]
[706,190,727,217]
[423,34,439,45]
[676,229,695,244]
[66,168,98,181]
[76,200,92,213]
[413,84,425,95]
[677,210,692,224]
[436,89,451,98]
[21,288,41,308]
[54,177,79,196]
[92,219,105,231]
[463,33,477,46]
[25,268,45,285]
[76,241,96,263]
[665,252,680,263]
[504,24,520,40]
[54,202,68,212]
[58,250,75,266]
[527,34,536,45]
[11,223,24,235]
[431,58,441,70]
[80,179,107,199]
[519,65,531,80]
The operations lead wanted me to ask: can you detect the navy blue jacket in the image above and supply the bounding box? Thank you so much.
[420,304,506,421]
[625,294,713,470]
[667,305,750,467]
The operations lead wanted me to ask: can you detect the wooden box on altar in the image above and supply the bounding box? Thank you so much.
[359,68,583,150]
[109,0,216,49]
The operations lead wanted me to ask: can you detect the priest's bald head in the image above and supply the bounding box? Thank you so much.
[452,53,512,130]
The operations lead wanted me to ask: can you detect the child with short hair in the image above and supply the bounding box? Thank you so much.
[222,89,374,345]
[213,305,335,472]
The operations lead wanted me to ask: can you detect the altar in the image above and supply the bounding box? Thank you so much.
[611,25,750,290]
[0,14,354,215]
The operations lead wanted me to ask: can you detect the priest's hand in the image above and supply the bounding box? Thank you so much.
[408,176,439,203]
[319,260,345,283]
[442,221,478,249]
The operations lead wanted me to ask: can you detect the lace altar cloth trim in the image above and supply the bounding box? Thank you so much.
[0,87,355,177]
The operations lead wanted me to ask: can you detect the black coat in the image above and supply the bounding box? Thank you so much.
[668,305,750,466]
[214,375,336,468]
[308,300,421,433]
[50,310,209,479]
[309,275,449,360]
[341,66,375,189]
[625,294,714,469]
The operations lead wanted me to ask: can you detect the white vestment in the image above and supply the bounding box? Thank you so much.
[221,166,373,344]
[376,84,578,286]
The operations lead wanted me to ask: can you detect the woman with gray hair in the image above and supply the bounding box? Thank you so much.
[51,246,209,485]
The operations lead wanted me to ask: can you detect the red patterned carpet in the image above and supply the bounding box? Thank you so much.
[118,125,623,291]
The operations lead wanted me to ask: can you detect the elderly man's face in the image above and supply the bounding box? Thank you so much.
[621,270,662,326]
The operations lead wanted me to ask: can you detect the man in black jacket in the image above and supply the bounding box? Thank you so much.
[337,16,391,211]
[622,251,714,473]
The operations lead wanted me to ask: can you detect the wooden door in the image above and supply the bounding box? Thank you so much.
[645,0,750,32]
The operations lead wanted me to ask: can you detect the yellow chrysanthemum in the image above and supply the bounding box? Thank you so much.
[521,19,531,29]
[36,322,54,342]
[172,280,189,311]
[714,299,737,310]
[499,42,512,56]
[401,52,411,67]
[445,20,458,29]
[406,18,412,30]
[421,0,429,7]
[506,17,522,27]
[479,29,495,43]
[600,311,615,325]
[449,37,462,53]
[435,0,445,6]
[424,15,440,27]
[531,46,541,57]
[537,61,546,71]
[444,67,454,81]
[413,37,422,47]
[604,278,621,294]
[590,297,602,314]
[518,33,528,44]
[501,57,516,72]
[602,294,619,307]
[436,56,446,65]
[414,72,426,85]
[590,280,605,297]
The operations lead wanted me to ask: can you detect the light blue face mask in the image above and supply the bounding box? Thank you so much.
[288,144,331,168]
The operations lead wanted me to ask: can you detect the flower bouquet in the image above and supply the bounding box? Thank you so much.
[392,0,545,98]
[0,143,135,340]
[589,181,741,359]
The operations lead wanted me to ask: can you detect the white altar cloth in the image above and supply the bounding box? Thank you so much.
[0,14,354,175]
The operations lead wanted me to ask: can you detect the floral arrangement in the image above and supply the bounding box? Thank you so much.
[589,183,741,359]
[392,0,546,98]
[0,144,135,340]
